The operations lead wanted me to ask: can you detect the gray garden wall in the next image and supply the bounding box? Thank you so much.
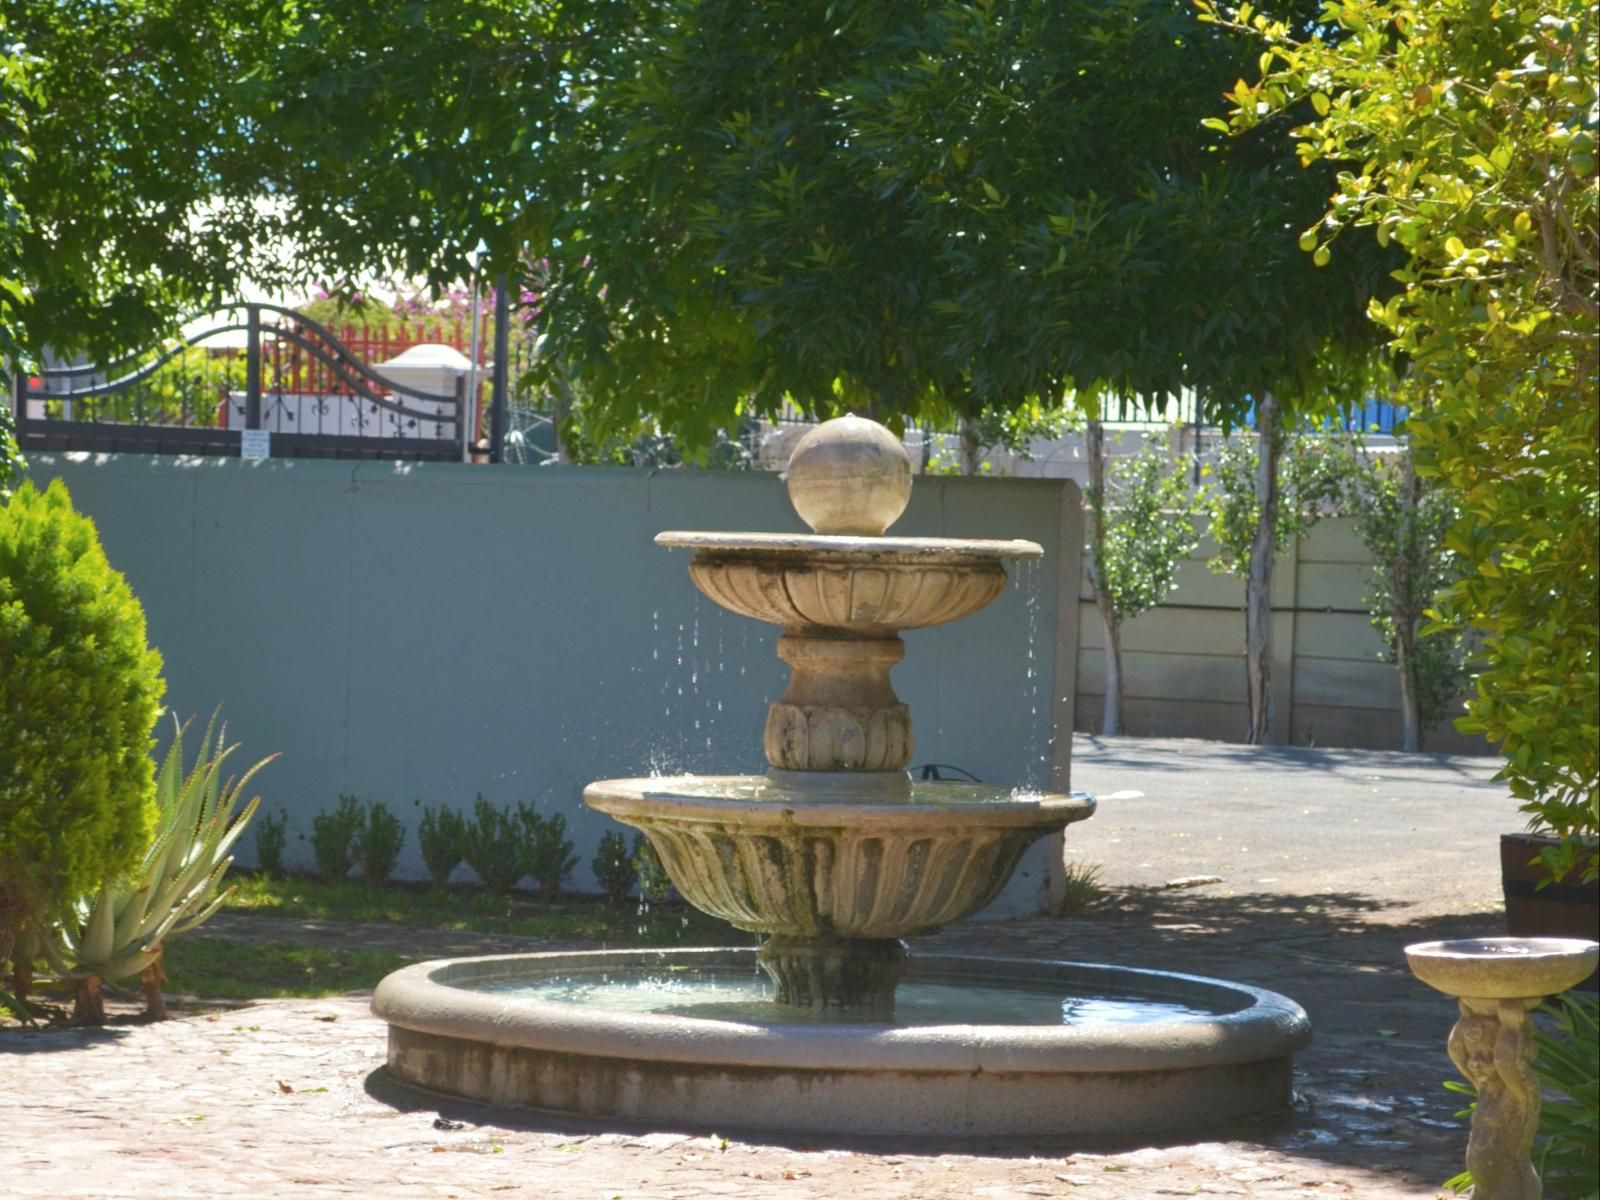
[28,454,1082,910]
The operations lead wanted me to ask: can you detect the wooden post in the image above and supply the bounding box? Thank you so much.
[490,280,510,464]
[9,368,28,444]
[454,375,468,456]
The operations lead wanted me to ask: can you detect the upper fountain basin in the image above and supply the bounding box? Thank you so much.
[657,532,1042,634]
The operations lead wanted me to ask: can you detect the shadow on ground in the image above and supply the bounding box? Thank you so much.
[1076,735,1500,783]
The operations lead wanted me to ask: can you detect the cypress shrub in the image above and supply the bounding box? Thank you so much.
[0,479,164,965]
[461,795,525,894]
[520,806,576,901]
[418,804,465,887]
[591,831,636,904]
[310,794,363,883]
[355,800,406,886]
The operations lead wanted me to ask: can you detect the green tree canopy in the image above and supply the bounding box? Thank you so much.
[523,0,1394,443]
[2,1,302,363]
[244,0,1394,448]
[9,1,1394,449]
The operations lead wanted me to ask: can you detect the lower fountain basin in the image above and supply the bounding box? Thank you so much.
[373,948,1311,1138]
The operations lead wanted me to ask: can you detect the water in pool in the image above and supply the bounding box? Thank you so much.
[461,966,1236,1026]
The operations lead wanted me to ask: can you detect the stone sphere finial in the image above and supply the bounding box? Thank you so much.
[785,414,912,536]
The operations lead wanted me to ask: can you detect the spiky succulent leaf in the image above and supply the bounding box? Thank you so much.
[47,708,275,985]
[169,879,236,938]
[78,887,117,967]
[111,882,155,949]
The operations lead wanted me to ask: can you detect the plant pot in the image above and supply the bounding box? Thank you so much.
[1501,833,1599,990]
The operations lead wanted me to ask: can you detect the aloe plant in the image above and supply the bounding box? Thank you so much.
[38,712,275,1022]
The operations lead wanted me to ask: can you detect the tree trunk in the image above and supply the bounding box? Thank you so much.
[1082,419,1124,734]
[1245,393,1281,745]
[0,929,16,992]
[0,888,28,982]
[1394,617,1420,752]
[72,975,106,1026]
[959,417,982,476]
[140,948,169,1020]
[1392,450,1422,752]
[11,958,32,1006]
[1099,605,1125,736]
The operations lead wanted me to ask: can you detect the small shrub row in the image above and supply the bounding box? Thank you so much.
[455,795,578,899]
[286,794,622,901]
[300,794,407,886]
[260,792,680,906]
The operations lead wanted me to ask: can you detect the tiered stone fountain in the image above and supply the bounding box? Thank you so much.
[587,415,1092,1019]
[374,415,1311,1138]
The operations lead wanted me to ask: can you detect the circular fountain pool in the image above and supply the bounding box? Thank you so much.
[374,948,1311,1138]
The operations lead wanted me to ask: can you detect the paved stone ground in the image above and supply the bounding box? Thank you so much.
[1,738,1523,1199]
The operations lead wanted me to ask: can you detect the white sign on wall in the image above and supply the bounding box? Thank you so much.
[240,430,272,461]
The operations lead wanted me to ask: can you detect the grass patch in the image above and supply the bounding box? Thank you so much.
[224,872,733,946]
[164,938,421,999]
[1058,860,1106,916]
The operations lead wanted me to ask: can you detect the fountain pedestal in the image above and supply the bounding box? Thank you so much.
[759,936,907,1018]
[766,633,911,779]
[1406,937,1599,1200]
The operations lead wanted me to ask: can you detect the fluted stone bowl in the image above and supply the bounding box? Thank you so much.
[584,776,1095,940]
[656,532,1041,635]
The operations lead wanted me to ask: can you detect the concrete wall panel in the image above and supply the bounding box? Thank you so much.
[1295,561,1372,612]
[1078,603,1243,657]
[31,455,1071,901]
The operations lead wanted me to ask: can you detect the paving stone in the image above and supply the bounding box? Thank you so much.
[3,736,1516,1198]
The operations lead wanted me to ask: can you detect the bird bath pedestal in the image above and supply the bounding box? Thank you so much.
[1406,936,1599,1200]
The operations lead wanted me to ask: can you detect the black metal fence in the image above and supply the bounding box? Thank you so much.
[13,303,469,461]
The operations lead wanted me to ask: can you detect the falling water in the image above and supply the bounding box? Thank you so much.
[1019,558,1048,790]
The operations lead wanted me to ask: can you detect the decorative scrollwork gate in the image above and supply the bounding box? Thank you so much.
[13,303,472,461]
